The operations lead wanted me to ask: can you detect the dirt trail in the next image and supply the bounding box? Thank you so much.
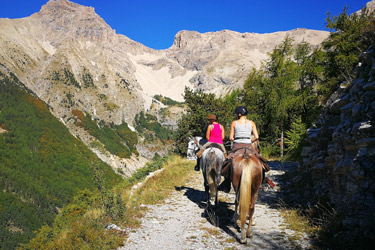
[120,162,310,249]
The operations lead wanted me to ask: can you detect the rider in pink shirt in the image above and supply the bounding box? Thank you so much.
[208,123,224,144]
[195,114,226,171]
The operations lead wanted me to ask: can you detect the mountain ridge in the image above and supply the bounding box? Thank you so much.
[0,0,329,169]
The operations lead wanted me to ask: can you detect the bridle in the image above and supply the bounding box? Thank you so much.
[187,137,199,160]
[187,140,198,152]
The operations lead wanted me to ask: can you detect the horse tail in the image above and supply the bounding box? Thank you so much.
[206,150,217,200]
[208,170,217,200]
[239,157,254,228]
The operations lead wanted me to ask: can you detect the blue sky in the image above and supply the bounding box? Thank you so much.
[0,0,370,49]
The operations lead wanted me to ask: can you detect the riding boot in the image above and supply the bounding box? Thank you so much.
[196,149,204,158]
[194,157,200,171]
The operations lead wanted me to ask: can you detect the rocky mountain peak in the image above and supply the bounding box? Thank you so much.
[39,0,96,18]
[35,0,114,42]
[172,30,202,48]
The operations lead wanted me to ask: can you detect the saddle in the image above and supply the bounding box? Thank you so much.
[206,143,225,153]
[222,145,270,178]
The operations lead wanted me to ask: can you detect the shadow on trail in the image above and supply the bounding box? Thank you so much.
[174,161,299,247]
[175,184,294,247]
[256,160,298,209]
[175,185,241,242]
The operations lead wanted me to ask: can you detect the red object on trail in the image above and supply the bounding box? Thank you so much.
[266,177,276,188]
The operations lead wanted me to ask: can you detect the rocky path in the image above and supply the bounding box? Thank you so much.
[121,162,310,250]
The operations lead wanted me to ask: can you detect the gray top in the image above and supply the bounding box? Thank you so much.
[234,120,253,144]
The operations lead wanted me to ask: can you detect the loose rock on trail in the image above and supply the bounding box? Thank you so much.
[121,162,310,249]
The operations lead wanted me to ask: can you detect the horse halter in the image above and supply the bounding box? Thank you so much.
[188,140,198,151]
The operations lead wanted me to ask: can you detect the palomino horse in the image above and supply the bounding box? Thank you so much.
[230,148,263,244]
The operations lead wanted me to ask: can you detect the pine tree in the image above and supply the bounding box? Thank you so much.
[319,5,375,102]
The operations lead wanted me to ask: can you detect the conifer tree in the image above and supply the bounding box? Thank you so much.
[319,5,375,102]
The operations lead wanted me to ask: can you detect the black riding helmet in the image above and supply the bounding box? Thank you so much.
[235,106,248,116]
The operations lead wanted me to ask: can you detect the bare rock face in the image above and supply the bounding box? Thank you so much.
[302,47,375,230]
[167,28,329,95]
[356,0,375,14]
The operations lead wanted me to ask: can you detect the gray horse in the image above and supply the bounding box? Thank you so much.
[187,136,224,207]
[200,146,224,208]
[186,136,201,161]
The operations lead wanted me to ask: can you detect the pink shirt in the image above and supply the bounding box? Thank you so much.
[208,123,223,144]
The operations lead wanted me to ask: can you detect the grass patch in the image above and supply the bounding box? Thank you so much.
[279,208,317,237]
[22,155,194,249]
[123,155,193,209]
[223,237,237,244]
[119,155,194,233]
[201,226,221,236]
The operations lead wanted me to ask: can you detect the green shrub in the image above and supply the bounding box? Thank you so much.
[71,111,138,158]
[135,111,172,142]
[153,94,184,106]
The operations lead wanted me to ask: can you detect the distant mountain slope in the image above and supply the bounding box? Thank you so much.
[0,0,329,170]
[0,65,121,249]
[0,0,329,105]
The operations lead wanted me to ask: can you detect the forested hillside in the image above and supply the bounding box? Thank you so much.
[0,66,121,249]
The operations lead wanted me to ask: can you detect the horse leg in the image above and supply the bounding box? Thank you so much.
[239,198,247,244]
[202,165,209,204]
[204,184,210,208]
[240,223,247,244]
[231,161,241,225]
[248,188,259,234]
[231,190,239,225]
[213,188,220,209]
[215,173,220,209]
[247,206,254,238]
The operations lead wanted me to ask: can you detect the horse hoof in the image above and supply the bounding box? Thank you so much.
[240,238,247,244]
